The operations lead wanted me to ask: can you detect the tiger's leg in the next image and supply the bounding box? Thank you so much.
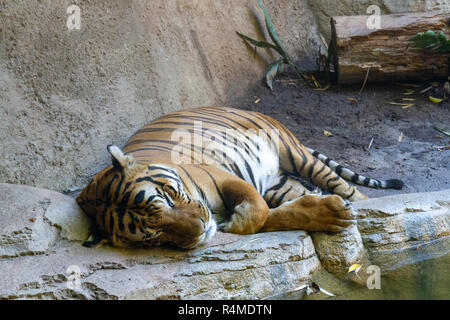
[218,179,269,234]
[277,139,367,201]
[263,173,312,208]
[261,174,355,232]
[261,194,355,232]
[217,173,355,234]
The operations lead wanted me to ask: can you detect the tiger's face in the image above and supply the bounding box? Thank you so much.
[76,145,216,249]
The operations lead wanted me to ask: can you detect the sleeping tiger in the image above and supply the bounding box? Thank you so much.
[76,106,403,249]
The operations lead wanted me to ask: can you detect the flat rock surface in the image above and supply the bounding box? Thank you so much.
[0,183,319,299]
[0,183,89,258]
[0,183,448,299]
[354,189,450,271]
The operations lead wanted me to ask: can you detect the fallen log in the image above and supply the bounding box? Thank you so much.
[330,12,450,84]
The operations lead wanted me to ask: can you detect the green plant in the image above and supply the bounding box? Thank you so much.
[236,0,307,90]
[408,30,450,52]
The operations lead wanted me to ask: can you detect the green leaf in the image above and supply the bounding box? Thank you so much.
[436,41,450,52]
[235,1,310,89]
[256,0,288,59]
[235,31,286,57]
[424,30,438,48]
[263,59,283,91]
[408,33,422,42]
[437,32,447,45]
[409,30,450,52]
[410,31,438,48]
[424,30,437,39]
[434,126,450,137]
[256,0,306,80]
[435,32,450,52]
[236,31,277,50]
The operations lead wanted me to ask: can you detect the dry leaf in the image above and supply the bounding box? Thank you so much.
[348,264,362,273]
[291,284,308,292]
[323,130,334,137]
[403,90,415,95]
[348,263,362,279]
[367,137,374,151]
[394,83,421,88]
[420,86,433,94]
[429,96,443,103]
[319,287,335,297]
[313,83,330,91]
[292,283,335,297]
[388,102,413,107]
[436,145,450,151]
[311,75,320,88]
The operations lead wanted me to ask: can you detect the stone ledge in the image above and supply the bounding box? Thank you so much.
[0,183,448,299]
[353,189,450,272]
[0,183,89,258]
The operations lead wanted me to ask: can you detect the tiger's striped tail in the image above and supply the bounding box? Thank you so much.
[306,147,404,190]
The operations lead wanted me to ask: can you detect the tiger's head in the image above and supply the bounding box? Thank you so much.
[76,145,216,249]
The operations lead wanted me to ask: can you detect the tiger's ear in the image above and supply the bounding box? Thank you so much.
[107,145,135,170]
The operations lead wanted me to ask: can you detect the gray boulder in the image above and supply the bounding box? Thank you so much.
[0,182,448,299]
[354,190,450,272]
[0,183,320,299]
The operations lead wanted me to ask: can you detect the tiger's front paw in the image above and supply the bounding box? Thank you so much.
[217,213,253,234]
[218,219,247,234]
[294,194,356,232]
[218,200,267,235]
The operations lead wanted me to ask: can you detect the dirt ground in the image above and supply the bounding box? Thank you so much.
[226,74,450,198]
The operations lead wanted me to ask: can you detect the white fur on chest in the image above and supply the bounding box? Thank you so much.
[218,132,281,195]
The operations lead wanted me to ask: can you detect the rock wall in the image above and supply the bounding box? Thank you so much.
[1,183,448,299]
[1,0,446,192]
[0,0,323,192]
